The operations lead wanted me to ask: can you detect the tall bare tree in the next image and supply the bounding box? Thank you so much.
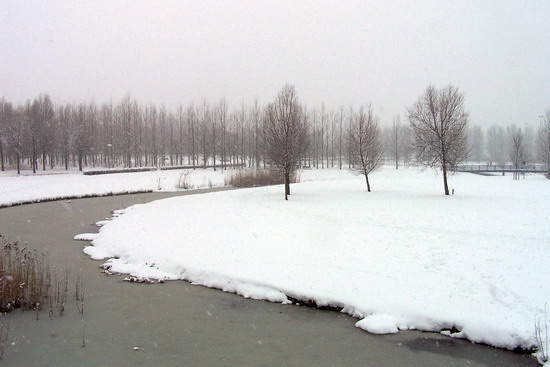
[73,104,89,171]
[251,99,261,168]
[486,124,505,165]
[0,99,10,171]
[538,107,550,178]
[263,85,309,200]
[408,85,470,195]
[30,95,54,173]
[338,106,344,169]
[390,115,402,169]
[7,104,29,174]
[349,105,383,192]
[510,127,524,180]
[469,125,485,163]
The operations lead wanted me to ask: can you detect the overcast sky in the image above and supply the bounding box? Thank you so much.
[1,0,549,127]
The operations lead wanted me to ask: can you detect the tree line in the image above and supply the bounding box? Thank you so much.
[0,93,372,174]
[0,88,548,184]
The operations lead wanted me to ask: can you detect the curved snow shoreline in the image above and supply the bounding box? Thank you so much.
[0,168,227,208]
[0,190,154,208]
[75,169,550,355]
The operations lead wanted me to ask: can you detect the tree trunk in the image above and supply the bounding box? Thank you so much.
[284,170,290,200]
[442,163,450,195]
[16,152,20,174]
[0,140,4,171]
[365,173,371,192]
[32,138,37,173]
[395,146,398,170]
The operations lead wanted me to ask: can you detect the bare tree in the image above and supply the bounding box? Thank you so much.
[469,125,484,163]
[218,99,227,169]
[199,100,210,168]
[0,100,24,173]
[263,85,309,200]
[0,99,10,171]
[30,95,54,173]
[338,106,344,169]
[510,127,524,180]
[523,123,535,164]
[347,105,353,168]
[538,107,550,178]
[401,124,413,168]
[408,85,470,195]
[187,104,197,168]
[251,99,261,168]
[390,115,402,169]
[486,124,505,165]
[349,105,383,192]
[72,104,89,171]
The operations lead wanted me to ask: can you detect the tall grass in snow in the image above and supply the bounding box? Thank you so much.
[225,168,300,188]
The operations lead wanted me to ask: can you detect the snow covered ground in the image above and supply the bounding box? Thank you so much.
[0,166,347,207]
[0,168,228,207]
[76,167,550,356]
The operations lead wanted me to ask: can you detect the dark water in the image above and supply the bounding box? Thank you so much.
[0,190,538,366]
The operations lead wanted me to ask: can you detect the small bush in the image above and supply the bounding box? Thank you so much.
[225,168,300,188]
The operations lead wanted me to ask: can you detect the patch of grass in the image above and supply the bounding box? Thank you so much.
[225,168,300,188]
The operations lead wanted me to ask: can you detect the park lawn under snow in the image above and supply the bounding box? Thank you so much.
[0,168,227,207]
[0,167,343,208]
[78,168,550,353]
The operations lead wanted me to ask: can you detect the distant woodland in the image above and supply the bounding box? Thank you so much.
[0,94,548,173]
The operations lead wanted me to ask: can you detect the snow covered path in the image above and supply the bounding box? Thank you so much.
[78,168,550,353]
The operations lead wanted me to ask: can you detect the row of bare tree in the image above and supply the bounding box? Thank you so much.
[0,87,548,188]
[468,121,549,167]
[267,84,469,196]
[0,94,383,174]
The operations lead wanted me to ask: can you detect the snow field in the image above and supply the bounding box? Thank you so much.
[0,166,343,208]
[78,167,550,353]
[0,168,225,207]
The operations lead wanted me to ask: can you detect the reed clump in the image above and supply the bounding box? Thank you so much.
[0,238,50,312]
[225,168,300,188]
[0,236,70,316]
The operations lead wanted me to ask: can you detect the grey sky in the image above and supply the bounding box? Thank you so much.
[1,0,549,127]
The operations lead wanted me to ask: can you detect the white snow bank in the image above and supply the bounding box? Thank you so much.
[78,167,550,352]
[0,168,226,207]
[0,166,346,208]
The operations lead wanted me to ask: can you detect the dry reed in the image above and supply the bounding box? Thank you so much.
[225,168,300,188]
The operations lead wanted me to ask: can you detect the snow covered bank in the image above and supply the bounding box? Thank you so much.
[78,168,549,353]
[0,166,344,208]
[0,169,226,207]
